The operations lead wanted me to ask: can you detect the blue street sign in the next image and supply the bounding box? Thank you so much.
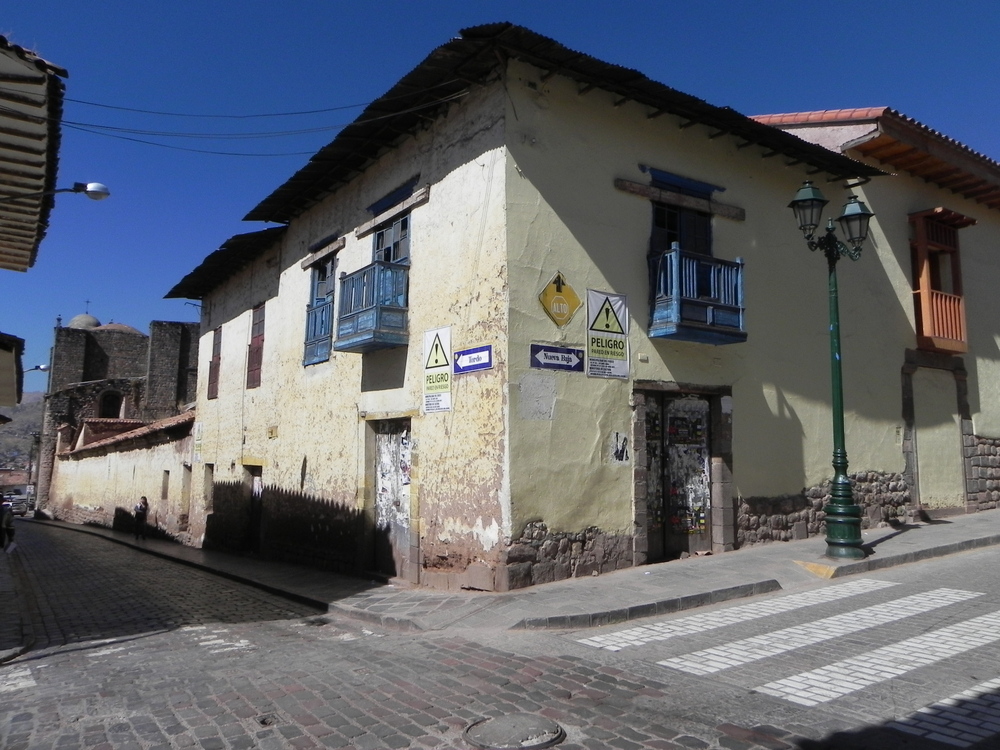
[453,345,493,374]
[530,344,584,372]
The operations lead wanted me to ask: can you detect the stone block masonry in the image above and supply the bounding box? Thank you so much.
[738,471,910,547]
[966,435,1000,512]
[501,521,632,590]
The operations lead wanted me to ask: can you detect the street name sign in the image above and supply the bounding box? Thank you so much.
[453,344,493,374]
[530,344,584,372]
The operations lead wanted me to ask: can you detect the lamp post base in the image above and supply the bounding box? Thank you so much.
[824,502,865,560]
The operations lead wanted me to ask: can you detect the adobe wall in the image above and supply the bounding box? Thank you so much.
[48,427,197,544]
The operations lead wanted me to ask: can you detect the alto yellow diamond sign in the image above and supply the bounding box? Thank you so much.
[538,271,582,327]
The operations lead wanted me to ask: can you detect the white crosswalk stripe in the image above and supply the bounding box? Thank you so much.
[576,576,1000,746]
[658,588,980,675]
[577,578,897,651]
[755,610,1000,706]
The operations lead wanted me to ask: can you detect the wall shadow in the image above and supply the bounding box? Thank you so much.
[203,480,392,577]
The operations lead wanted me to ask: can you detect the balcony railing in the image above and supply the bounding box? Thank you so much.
[915,289,967,353]
[334,261,409,353]
[649,244,746,345]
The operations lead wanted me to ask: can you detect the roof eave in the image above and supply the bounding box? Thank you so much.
[244,23,882,226]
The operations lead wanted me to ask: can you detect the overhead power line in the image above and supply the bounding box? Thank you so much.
[54,90,470,157]
[0,82,470,156]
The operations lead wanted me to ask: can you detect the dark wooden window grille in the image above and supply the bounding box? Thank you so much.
[207,327,222,400]
[246,304,265,389]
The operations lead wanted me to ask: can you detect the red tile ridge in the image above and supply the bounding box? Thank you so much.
[68,411,195,454]
[752,108,891,126]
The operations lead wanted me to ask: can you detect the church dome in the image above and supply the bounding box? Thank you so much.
[67,313,101,329]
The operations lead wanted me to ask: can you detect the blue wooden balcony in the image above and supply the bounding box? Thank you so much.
[334,261,409,353]
[649,244,746,345]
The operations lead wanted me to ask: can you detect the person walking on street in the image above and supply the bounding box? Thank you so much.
[1,502,15,552]
[134,496,149,540]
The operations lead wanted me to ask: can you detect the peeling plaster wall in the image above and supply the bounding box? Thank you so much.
[194,83,509,581]
[501,57,916,544]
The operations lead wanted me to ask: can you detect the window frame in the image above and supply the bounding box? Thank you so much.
[207,326,222,400]
[246,304,265,389]
[909,208,974,354]
[304,255,337,366]
[373,213,410,264]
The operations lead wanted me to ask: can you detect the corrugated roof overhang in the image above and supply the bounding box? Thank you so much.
[165,226,286,300]
[754,108,1000,212]
[0,36,66,272]
[246,23,883,225]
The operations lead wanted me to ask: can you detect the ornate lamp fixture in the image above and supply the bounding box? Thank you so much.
[789,181,875,560]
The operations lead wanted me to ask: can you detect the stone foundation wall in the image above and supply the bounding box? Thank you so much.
[738,471,910,547]
[501,522,632,590]
[966,436,1000,512]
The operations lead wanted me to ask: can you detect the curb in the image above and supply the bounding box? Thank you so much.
[510,579,782,630]
[21,517,1000,635]
[794,533,1000,579]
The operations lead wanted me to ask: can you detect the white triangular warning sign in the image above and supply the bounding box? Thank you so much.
[425,334,449,368]
[589,297,625,334]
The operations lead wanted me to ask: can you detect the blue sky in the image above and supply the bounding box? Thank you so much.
[5,1,1000,391]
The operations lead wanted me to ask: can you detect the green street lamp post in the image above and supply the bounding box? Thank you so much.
[789,181,875,560]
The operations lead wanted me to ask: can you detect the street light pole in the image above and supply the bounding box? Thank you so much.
[789,182,875,560]
[0,182,110,204]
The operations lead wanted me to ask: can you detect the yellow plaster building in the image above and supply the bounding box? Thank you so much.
[168,25,1000,590]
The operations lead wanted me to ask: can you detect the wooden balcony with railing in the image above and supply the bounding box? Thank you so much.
[334,261,409,353]
[649,245,746,345]
[915,288,967,353]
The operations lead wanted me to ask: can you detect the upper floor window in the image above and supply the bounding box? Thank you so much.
[300,235,344,366]
[304,256,336,365]
[374,214,410,264]
[246,304,265,389]
[207,327,221,400]
[910,208,975,354]
[651,202,712,256]
[625,167,746,345]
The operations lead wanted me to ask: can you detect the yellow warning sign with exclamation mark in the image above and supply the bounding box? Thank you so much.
[423,327,452,413]
[586,290,629,379]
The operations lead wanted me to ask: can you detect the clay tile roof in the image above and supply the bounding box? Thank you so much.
[752,108,891,127]
[752,108,1000,212]
[68,411,195,455]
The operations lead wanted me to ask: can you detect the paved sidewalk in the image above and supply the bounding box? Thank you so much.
[3,511,999,662]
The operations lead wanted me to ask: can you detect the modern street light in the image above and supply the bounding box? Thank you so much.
[789,180,875,560]
[0,182,110,204]
[25,364,49,373]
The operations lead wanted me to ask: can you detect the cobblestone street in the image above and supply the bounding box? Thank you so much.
[3,522,1000,749]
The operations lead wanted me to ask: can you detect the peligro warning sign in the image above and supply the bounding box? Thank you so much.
[423,326,452,413]
[586,290,629,379]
